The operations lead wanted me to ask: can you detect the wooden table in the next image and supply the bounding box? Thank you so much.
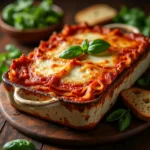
[0,0,150,149]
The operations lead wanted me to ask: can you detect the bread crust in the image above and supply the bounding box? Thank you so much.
[121,88,150,121]
[75,4,117,25]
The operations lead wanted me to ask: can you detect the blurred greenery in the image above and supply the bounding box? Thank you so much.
[114,6,150,36]
[0,44,22,82]
[2,0,63,30]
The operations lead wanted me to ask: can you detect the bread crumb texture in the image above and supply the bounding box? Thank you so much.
[122,88,150,116]
[75,4,117,25]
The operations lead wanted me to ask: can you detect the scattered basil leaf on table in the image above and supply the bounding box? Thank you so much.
[3,139,35,150]
[106,109,128,122]
[59,39,110,59]
[119,112,131,131]
[0,44,22,82]
[106,108,131,131]
[137,76,150,86]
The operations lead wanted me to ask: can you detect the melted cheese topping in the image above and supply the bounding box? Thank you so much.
[9,24,148,102]
[32,31,140,84]
[61,64,101,83]
[75,32,103,40]
[33,42,118,84]
[47,42,70,58]
[82,51,118,67]
[34,58,67,76]
[106,36,137,48]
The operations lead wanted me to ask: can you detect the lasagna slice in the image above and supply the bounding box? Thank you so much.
[8,24,150,102]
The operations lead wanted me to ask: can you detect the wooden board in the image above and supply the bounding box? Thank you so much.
[0,84,150,146]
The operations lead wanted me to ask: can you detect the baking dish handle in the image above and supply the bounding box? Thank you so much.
[14,87,59,106]
[104,23,140,33]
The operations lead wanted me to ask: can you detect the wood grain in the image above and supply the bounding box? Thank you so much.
[41,129,150,150]
[0,90,6,133]
[0,112,6,133]
[0,122,42,150]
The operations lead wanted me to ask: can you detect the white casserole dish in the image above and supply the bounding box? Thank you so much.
[2,24,150,130]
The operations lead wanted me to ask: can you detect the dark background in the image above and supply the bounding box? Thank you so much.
[0,0,150,24]
[0,0,150,150]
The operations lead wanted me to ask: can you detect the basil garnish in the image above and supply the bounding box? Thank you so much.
[59,46,83,59]
[119,112,131,131]
[81,39,89,52]
[59,39,110,59]
[88,39,110,54]
[106,108,131,131]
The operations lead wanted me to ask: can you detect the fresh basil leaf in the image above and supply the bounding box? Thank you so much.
[0,63,3,82]
[145,16,150,27]
[88,39,110,54]
[5,44,21,52]
[89,39,106,46]
[2,4,15,25]
[0,53,7,62]
[15,0,33,12]
[40,0,53,11]
[1,63,9,72]
[0,63,8,82]
[5,44,16,52]
[0,72,2,82]
[81,39,89,52]
[45,16,59,24]
[5,44,22,59]
[119,6,129,17]
[87,43,110,54]
[8,50,21,59]
[119,112,131,131]
[138,77,150,86]
[13,12,35,29]
[59,46,83,59]
[3,139,35,150]
[34,7,46,20]
[142,27,150,37]
[113,5,129,23]
[106,109,128,122]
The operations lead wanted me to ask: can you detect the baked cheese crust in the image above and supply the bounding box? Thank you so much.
[9,23,150,102]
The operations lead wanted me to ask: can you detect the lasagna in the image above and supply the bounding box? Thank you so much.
[8,23,150,102]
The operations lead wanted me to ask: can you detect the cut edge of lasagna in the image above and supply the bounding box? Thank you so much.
[8,23,150,102]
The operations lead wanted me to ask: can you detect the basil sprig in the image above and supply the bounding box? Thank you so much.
[106,109,131,131]
[59,39,110,59]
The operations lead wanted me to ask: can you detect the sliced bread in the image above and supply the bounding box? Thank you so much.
[121,88,150,121]
[75,4,117,26]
